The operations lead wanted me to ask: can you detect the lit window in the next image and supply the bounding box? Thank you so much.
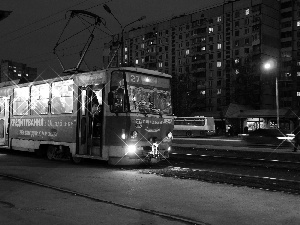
[142,58,145,63]
[201,46,206,51]
[235,69,239,74]
[245,9,250,15]
[51,80,74,114]
[18,73,21,77]
[297,92,300,96]
[135,59,139,64]
[31,83,50,115]
[209,27,213,33]
[141,43,145,48]
[235,58,240,64]
[13,86,30,115]
[186,49,190,55]
[217,89,221,94]
[217,62,222,67]
[217,16,222,22]
[125,54,128,60]
[217,43,222,49]
[124,47,128,52]
[297,72,300,76]
[297,21,300,27]
[158,62,163,67]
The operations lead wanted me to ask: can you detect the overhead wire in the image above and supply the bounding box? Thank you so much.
[2,0,114,68]
[1,0,113,43]
[0,0,94,39]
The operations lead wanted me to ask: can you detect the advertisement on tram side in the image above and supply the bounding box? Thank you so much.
[9,116,77,142]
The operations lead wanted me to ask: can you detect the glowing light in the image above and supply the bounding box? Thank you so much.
[277,136,294,140]
[264,63,271,70]
[127,145,136,153]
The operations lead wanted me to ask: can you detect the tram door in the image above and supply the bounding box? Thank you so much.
[0,97,9,146]
[78,85,103,157]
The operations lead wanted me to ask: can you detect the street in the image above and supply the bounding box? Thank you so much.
[0,150,300,225]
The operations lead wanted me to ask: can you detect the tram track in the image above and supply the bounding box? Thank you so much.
[137,149,300,195]
[138,162,300,195]
[170,152,300,171]
[0,173,209,225]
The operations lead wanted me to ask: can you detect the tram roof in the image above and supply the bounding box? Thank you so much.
[0,67,172,89]
[111,67,172,78]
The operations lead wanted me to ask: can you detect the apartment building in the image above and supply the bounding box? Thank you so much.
[103,0,300,117]
[0,60,38,83]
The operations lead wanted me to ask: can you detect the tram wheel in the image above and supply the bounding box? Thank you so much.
[186,131,192,137]
[46,146,56,160]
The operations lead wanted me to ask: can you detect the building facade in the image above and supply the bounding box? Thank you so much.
[0,60,38,83]
[103,0,300,117]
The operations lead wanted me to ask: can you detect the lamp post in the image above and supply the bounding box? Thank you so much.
[263,60,279,129]
[103,4,146,66]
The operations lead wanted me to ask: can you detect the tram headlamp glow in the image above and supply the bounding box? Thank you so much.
[127,144,137,153]
[121,129,126,139]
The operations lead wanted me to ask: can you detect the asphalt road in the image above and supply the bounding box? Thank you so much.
[0,150,300,225]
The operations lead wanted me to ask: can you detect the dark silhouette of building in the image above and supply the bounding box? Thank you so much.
[0,60,38,83]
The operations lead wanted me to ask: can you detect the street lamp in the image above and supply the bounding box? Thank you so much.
[103,4,146,66]
[263,60,279,129]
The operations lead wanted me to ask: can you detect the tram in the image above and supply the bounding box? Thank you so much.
[0,67,173,165]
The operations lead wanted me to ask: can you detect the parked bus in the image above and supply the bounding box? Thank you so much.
[0,67,173,165]
[173,116,215,137]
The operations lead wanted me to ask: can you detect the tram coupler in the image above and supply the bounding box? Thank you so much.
[148,142,161,159]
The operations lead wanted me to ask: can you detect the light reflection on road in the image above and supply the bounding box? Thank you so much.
[174,137,242,142]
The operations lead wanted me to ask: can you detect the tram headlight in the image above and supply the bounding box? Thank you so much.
[127,144,137,154]
[121,129,126,139]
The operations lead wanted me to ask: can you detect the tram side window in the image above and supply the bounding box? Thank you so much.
[110,71,126,112]
[0,98,5,116]
[31,83,50,115]
[13,86,30,115]
[195,120,205,126]
[51,80,74,114]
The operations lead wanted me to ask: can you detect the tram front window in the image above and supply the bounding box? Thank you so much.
[110,71,172,115]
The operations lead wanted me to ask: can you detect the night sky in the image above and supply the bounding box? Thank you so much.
[0,0,222,80]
